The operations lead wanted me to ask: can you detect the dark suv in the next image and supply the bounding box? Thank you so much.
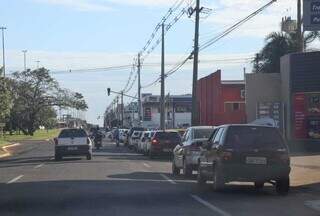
[197,124,291,195]
[149,131,181,159]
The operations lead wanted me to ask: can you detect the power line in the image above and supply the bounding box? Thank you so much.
[199,0,277,51]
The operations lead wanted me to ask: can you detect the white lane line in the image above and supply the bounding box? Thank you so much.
[34,163,44,169]
[191,194,231,216]
[7,175,24,184]
[159,174,176,184]
[305,200,320,212]
[143,163,151,168]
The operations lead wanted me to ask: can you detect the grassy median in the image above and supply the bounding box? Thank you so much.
[0,129,60,146]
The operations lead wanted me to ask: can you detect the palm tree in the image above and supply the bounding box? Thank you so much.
[253,31,320,73]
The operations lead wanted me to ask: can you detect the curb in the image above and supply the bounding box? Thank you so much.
[0,143,21,159]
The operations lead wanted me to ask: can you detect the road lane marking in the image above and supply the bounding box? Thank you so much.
[34,163,44,169]
[159,174,176,184]
[191,195,231,216]
[143,163,151,168]
[7,175,24,184]
[305,200,320,212]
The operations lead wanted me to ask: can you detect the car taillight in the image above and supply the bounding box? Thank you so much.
[222,151,233,161]
[151,139,159,145]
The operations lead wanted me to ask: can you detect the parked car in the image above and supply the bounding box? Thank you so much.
[148,131,181,159]
[129,131,143,150]
[138,131,155,154]
[197,124,291,195]
[54,128,93,161]
[172,126,215,176]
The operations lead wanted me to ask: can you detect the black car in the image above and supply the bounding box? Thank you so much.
[197,124,291,195]
[149,131,181,159]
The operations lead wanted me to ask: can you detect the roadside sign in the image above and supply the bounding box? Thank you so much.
[303,0,320,31]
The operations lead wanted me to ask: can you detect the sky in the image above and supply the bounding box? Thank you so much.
[1,0,299,125]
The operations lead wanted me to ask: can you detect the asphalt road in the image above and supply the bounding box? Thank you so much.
[1,139,320,216]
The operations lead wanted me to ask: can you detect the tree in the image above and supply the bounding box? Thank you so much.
[0,67,12,122]
[8,68,88,135]
[253,31,320,73]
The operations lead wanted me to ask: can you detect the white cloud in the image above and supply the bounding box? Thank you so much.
[105,0,177,7]
[205,0,296,38]
[33,0,112,12]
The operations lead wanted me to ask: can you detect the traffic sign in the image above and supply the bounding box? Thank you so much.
[304,0,320,31]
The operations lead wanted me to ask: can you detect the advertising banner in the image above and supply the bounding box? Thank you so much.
[303,0,320,31]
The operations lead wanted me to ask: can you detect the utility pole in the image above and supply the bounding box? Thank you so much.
[121,91,124,128]
[191,0,201,126]
[0,27,6,78]
[160,23,166,131]
[22,50,27,71]
[116,96,119,127]
[36,60,40,69]
[137,53,142,126]
[297,0,303,52]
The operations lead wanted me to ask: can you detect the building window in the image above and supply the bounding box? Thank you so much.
[233,103,240,111]
[241,89,245,99]
[225,102,244,112]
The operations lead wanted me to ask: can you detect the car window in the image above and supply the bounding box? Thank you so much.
[212,128,224,144]
[225,126,286,150]
[155,132,181,141]
[193,128,215,139]
[59,129,87,138]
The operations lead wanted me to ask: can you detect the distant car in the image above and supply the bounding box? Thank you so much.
[54,128,92,161]
[125,127,145,146]
[138,131,155,154]
[197,124,291,195]
[148,131,181,159]
[172,126,215,176]
[119,129,129,143]
[129,131,143,150]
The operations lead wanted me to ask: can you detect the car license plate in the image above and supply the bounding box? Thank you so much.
[163,148,171,152]
[246,157,267,165]
[68,146,78,151]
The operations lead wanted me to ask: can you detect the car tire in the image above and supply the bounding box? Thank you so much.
[183,159,192,177]
[276,176,290,196]
[212,165,225,191]
[254,182,264,190]
[86,154,92,160]
[149,150,154,159]
[172,159,180,176]
[55,154,62,161]
[197,165,206,187]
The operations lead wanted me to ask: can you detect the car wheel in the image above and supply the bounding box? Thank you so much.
[55,154,62,161]
[149,150,154,159]
[197,165,206,187]
[86,154,92,160]
[172,159,180,175]
[183,159,192,177]
[276,177,290,196]
[212,165,225,191]
[254,182,264,190]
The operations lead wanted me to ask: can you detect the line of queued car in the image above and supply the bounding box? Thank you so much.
[53,123,291,195]
[119,124,291,195]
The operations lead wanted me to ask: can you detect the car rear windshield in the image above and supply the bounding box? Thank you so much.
[155,132,181,141]
[132,132,141,137]
[194,128,214,139]
[59,129,87,138]
[225,126,285,150]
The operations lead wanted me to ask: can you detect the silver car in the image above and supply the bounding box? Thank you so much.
[172,126,215,176]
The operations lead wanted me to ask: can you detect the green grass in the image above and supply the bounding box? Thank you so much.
[0,129,60,146]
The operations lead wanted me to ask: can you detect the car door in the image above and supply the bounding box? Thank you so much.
[174,129,190,168]
[200,128,224,176]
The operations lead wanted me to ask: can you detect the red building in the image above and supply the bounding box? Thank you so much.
[197,70,246,126]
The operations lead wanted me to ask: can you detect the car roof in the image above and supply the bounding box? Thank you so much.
[216,124,276,129]
[189,126,215,129]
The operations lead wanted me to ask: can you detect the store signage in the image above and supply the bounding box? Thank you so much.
[304,0,320,31]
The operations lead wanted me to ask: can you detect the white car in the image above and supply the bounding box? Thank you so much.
[129,131,142,150]
[138,131,155,154]
[172,126,215,176]
[54,128,93,161]
[119,129,129,143]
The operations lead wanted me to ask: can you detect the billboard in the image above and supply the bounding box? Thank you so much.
[303,0,320,31]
